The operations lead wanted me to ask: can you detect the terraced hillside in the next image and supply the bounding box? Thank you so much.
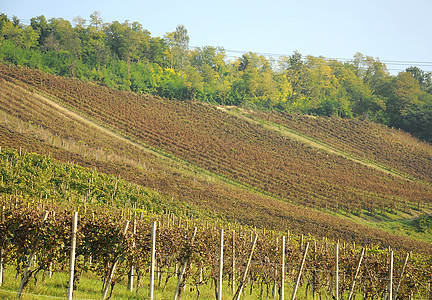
[1,63,432,251]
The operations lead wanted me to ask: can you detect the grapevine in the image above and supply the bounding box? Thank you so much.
[1,64,431,217]
[1,198,431,299]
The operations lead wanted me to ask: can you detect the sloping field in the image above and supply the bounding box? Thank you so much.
[1,63,432,252]
[1,149,430,299]
[250,111,432,184]
[1,64,431,218]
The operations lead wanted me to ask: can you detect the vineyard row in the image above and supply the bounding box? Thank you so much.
[0,199,431,299]
[1,65,431,216]
[251,111,432,185]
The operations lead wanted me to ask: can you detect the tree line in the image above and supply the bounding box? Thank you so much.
[1,12,431,143]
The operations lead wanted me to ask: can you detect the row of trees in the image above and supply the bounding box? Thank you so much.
[1,12,431,142]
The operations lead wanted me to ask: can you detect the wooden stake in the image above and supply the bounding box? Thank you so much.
[291,242,309,300]
[280,236,286,300]
[393,252,410,300]
[68,211,78,300]
[173,227,198,300]
[389,250,393,300]
[300,235,304,251]
[347,248,365,300]
[335,243,339,300]
[218,228,224,300]
[18,211,49,298]
[232,230,236,295]
[233,234,258,300]
[0,206,5,287]
[273,237,279,298]
[102,220,130,300]
[149,221,157,300]
[128,218,137,291]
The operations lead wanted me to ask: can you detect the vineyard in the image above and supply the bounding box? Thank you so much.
[2,143,431,253]
[0,149,431,299]
[2,199,432,299]
[1,64,432,219]
[249,111,432,185]
[1,17,432,299]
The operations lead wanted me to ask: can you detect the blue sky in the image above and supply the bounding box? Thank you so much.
[2,0,432,73]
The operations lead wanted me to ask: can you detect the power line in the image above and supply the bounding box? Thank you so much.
[4,14,431,68]
[190,45,432,73]
[5,17,431,72]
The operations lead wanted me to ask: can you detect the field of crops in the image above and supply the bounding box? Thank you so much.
[3,201,430,299]
[1,149,431,299]
[1,64,431,218]
[250,111,432,184]
[2,138,430,254]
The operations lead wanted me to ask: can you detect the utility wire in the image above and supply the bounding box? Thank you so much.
[7,16,432,71]
[190,45,432,73]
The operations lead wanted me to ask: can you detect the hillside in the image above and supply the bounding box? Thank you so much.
[249,110,432,184]
[1,13,432,145]
[1,63,432,251]
[2,149,431,299]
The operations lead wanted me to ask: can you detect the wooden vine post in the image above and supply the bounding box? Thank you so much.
[17,210,49,298]
[280,235,286,300]
[128,218,137,291]
[218,228,224,300]
[300,235,304,251]
[233,234,258,300]
[347,248,365,300]
[149,221,157,300]
[291,242,309,300]
[232,229,236,295]
[0,205,5,287]
[173,227,198,300]
[102,220,130,300]
[273,237,279,298]
[388,250,393,300]
[335,243,339,300]
[68,211,78,300]
[393,252,410,300]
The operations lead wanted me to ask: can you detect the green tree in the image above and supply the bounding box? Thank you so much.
[331,60,384,118]
[30,15,50,45]
[46,18,81,75]
[400,101,432,143]
[185,65,204,99]
[352,53,389,91]
[279,51,313,112]
[80,13,109,72]
[167,24,190,75]
[89,11,103,29]
[148,37,167,66]
[406,66,432,94]
[386,72,423,126]
[230,52,279,109]
[105,20,150,73]
[190,46,225,73]
[0,15,39,60]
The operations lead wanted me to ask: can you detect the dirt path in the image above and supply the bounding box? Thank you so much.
[217,106,407,180]
[22,86,170,162]
[8,81,225,183]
